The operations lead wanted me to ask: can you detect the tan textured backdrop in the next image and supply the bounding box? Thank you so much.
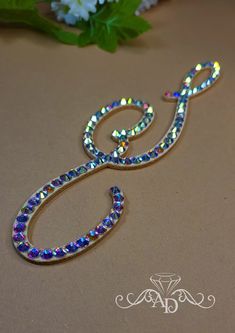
[0,0,234,332]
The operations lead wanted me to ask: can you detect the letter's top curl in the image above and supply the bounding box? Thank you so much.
[83,61,221,169]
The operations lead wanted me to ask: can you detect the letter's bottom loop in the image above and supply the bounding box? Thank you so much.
[12,186,124,263]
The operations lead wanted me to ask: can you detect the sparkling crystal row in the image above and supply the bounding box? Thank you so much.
[13,186,124,263]
[12,61,221,263]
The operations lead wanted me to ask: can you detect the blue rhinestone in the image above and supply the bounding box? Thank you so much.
[113,202,123,212]
[148,150,158,159]
[164,137,173,145]
[41,249,53,259]
[54,247,67,257]
[16,214,28,223]
[111,186,120,194]
[51,179,62,187]
[107,155,112,162]
[102,217,113,228]
[141,154,150,162]
[130,157,141,164]
[60,174,71,182]
[28,196,40,207]
[95,111,102,119]
[14,223,26,232]
[181,96,188,103]
[176,114,184,120]
[175,117,183,123]
[111,157,119,164]
[161,143,169,149]
[143,119,149,126]
[68,169,78,178]
[86,161,97,169]
[146,112,153,119]
[97,151,105,158]
[13,232,25,242]
[21,205,34,214]
[118,158,126,165]
[88,230,98,239]
[173,92,180,98]
[77,166,87,175]
[114,193,124,202]
[94,158,103,165]
[130,157,137,163]
[96,225,106,234]
[110,212,119,222]
[28,248,40,259]
[175,121,183,128]
[84,132,91,138]
[86,143,94,150]
[124,158,132,165]
[17,242,30,252]
[65,242,78,253]
[112,101,119,108]
[135,100,143,107]
[77,237,89,248]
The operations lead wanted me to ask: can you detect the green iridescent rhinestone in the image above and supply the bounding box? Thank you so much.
[84,138,92,145]
[36,191,47,200]
[147,106,153,114]
[129,129,135,136]
[112,129,119,138]
[135,100,142,107]
[171,132,177,139]
[77,166,87,174]
[134,126,141,134]
[86,144,95,151]
[87,121,96,128]
[91,115,98,123]
[85,126,93,133]
[146,112,153,119]
[121,98,127,105]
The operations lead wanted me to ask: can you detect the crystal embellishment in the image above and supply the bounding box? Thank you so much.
[12,61,221,263]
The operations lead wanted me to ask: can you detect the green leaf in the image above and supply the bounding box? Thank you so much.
[0,1,80,44]
[0,0,35,10]
[0,0,152,52]
[77,29,94,46]
[96,25,118,52]
[77,0,151,52]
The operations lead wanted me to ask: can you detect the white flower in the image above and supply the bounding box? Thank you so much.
[51,0,158,26]
[136,0,159,15]
[51,0,117,25]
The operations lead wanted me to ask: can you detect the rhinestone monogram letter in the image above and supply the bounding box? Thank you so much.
[12,61,221,263]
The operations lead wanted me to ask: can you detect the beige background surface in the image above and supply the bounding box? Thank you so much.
[0,0,235,332]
